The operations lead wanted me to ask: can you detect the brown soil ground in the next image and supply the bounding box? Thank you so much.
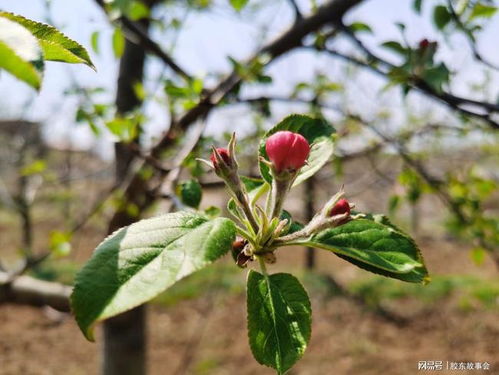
[1,237,498,375]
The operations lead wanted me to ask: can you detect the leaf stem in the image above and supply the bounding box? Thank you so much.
[233,187,260,233]
[258,256,268,277]
[269,177,291,219]
[224,174,259,234]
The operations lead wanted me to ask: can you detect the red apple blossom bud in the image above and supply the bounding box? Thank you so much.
[419,38,430,49]
[210,147,231,167]
[265,131,310,173]
[329,198,351,217]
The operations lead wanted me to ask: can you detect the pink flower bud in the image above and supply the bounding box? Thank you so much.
[265,131,310,173]
[329,198,351,217]
[418,39,437,52]
[210,147,231,167]
[419,38,430,49]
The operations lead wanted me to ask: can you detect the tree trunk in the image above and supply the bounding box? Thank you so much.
[102,16,151,375]
[113,19,149,180]
[16,141,33,258]
[64,148,72,225]
[103,305,147,375]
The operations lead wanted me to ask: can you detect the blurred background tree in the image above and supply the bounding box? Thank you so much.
[0,0,498,374]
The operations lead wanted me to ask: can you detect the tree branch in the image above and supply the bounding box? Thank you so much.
[446,0,499,72]
[108,0,365,229]
[94,0,192,81]
[308,43,499,130]
[340,24,499,120]
[153,0,363,154]
[0,271,70,312]
[287,0,303,22]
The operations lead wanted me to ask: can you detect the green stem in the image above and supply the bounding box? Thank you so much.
[235,225,257,247]
[234,188,259,233]
[258,255,269,277]
[270,177,291,219]
[225,173,259,234]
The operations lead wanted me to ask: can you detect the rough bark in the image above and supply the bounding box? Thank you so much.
[113,17,149,180]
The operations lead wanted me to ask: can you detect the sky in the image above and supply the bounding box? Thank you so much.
[0,0,498,159]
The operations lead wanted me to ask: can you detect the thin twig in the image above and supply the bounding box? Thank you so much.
[307,45,499,130]
[94,0,192,81]
[287,0,303,21]
[446,0,499,71]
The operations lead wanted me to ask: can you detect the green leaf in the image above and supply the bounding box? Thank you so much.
[49,230,72,258]
[433,5,451,30]
[229,0,249,11]
[20,160,47,176]
[280,210,304,235]
[298,219,429,283]
[128,1,150,20]
[413,0,423,14]
[240,176,265,193]
[0,16,43,89]
[259,114,335,187]
[176,179,202,209]
[422,63,450,93]
[348,22,373,34]
[470,4,497,20]
[247,271,311,374]
[106,0,151,20]
[112,28,125,58]
[90,31,99,54]
[0,12,94,69]
[359,213,409,236]
[105,116,139,141]
[381,41,407,56]
[470,247,486,266]
[204,206,221,218]
[71,211,236,340]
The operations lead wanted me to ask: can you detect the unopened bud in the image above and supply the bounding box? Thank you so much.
[210,147,231,167]
[329,198,351,217]
[265,131,310,173]
[419,38,430,49]
[418,39,437,55]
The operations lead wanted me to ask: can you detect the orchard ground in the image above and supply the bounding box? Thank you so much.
[0,153,498,375]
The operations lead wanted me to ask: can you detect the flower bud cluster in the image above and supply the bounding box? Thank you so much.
[207,128,353,267]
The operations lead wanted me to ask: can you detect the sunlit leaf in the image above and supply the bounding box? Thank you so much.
[470,4,497,20]
[229,0,249,12]
[112,28,125,58]
[0,16,43,89]
[0,11,94,69]
[294,219,429,283]
[71,211,236,340]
